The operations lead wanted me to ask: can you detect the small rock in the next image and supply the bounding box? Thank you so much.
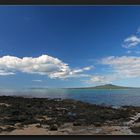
[67,112,77,121]
[0,127,3,132]
[135,118,140,123]
[36,124,42,128]
[67,112,76,116]
[4,126,15,132]
[73,122,81,126]
[94,122,102,127]
[49,124,58,131]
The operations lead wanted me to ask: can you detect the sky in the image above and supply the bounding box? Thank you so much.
[0,6,140,89]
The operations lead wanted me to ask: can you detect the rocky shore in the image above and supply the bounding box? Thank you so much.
[0,96,140,135]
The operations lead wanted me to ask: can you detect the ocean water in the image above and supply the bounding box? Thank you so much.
[0,88,140,107]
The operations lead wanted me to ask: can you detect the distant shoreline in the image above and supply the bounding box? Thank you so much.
[28,84,140,90]
[1,84,140,91]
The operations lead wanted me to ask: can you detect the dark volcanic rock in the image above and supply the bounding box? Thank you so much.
[93,122,102,127]
[4,126,16,132]
[49,124,58,131]
[0,127,3,132]
[130,126,140,134]
[73,122,82,126]
[0,95,139,131]
[135,118,140,123]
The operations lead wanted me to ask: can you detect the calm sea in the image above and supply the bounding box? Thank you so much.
[0,88,140,107]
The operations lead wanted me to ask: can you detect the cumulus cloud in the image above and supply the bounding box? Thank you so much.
[0,54,92,79]
[123,35,140,48]
[87,56,140,84]
[101,56,140,78]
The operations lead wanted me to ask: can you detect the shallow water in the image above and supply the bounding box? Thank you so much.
[0,88,140,107]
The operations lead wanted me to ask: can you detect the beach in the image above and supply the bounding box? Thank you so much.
[0,96,140,135]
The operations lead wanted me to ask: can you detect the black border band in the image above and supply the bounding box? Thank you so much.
[0,0,140,5]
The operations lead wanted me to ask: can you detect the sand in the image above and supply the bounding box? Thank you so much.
[0,123,136,135]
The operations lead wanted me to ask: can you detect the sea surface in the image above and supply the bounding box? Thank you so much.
[0,88,140,107]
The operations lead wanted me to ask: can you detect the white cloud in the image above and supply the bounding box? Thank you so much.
[126,50,140,54]
[0,54,92,79]
[101,56,140,78]
[89,75,112,84]
[87,56,140,84]
[71,66,93,74]
[32,80,42,82]
[123,35,140,48]
[126,50,132,54]
[0,70,15,76]
[86,74,118,85]
[83,66,93,71]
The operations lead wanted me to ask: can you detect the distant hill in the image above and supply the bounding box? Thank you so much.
[71,84,135,89]
[88,84,133,89]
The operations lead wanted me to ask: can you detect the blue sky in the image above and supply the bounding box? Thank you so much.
[0,6,140,89]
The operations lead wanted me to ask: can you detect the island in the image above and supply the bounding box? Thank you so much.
[66,84,136,90]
